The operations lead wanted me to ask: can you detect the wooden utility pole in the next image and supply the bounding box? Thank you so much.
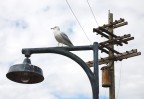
[108,11,115,99]
[86,11,141,99]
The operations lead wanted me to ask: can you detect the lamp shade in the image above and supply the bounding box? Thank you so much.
[6,59,44,84]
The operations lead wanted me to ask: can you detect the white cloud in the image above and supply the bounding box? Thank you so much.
[0,0,143,99]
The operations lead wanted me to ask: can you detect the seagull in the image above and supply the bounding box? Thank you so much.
[51,26,74,47]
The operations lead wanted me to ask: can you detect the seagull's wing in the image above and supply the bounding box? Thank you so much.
[61,32,73,46]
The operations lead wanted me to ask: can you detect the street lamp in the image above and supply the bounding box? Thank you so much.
[6,58,44,84]
[6,42,99,99]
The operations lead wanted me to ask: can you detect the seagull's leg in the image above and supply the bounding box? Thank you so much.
[58,43,60,46]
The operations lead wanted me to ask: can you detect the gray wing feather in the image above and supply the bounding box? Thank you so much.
[61,32,73,45]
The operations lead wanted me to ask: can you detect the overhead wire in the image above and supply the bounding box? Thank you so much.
[86,0,123,98]
[115,46,122,99]
[86,0,109,98]
[87,0,123,97]
[65,0,123,99]
[116,61,123,99]
[86,0,99,26]
[65,0,92,44]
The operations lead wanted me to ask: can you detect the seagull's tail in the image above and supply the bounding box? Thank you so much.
[68,43,74,47]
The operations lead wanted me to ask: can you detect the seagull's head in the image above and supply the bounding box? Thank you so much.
[51,26,60,31]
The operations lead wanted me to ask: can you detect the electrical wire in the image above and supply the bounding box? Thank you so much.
[86,0,108,42]
[66,0,123,98]
[65,0,123,98]
[116,61,123,99]
[115,46,122,99]
[87,1,124,98]
[86,0,99,26]
[86,2,108,98]
[65,0,92,44]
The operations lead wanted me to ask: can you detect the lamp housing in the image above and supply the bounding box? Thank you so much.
[6,58,44,84]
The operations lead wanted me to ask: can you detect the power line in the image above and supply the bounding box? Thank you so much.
[86,0,99,26]
[65,0,92,44]
[115,46,122,99]
[116,61,123,99]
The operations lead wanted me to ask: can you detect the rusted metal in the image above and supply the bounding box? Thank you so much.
[101,66,111,87]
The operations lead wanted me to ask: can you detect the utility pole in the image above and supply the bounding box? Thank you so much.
[86,11,141,99]
[108,11,115,99]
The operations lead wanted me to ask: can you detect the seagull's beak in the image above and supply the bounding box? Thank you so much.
[51,27,54,29]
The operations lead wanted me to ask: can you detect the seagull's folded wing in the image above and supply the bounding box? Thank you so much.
[61,32,73,44]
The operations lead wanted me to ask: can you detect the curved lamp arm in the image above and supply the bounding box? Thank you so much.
[21,42,99,99]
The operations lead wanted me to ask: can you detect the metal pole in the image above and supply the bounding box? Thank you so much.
[93,42,99,99]
[108,11,115,99]
[22,45,93,57]
[22,43,99,99]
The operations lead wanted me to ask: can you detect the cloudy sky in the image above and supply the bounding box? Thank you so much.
[0,0,143,99]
